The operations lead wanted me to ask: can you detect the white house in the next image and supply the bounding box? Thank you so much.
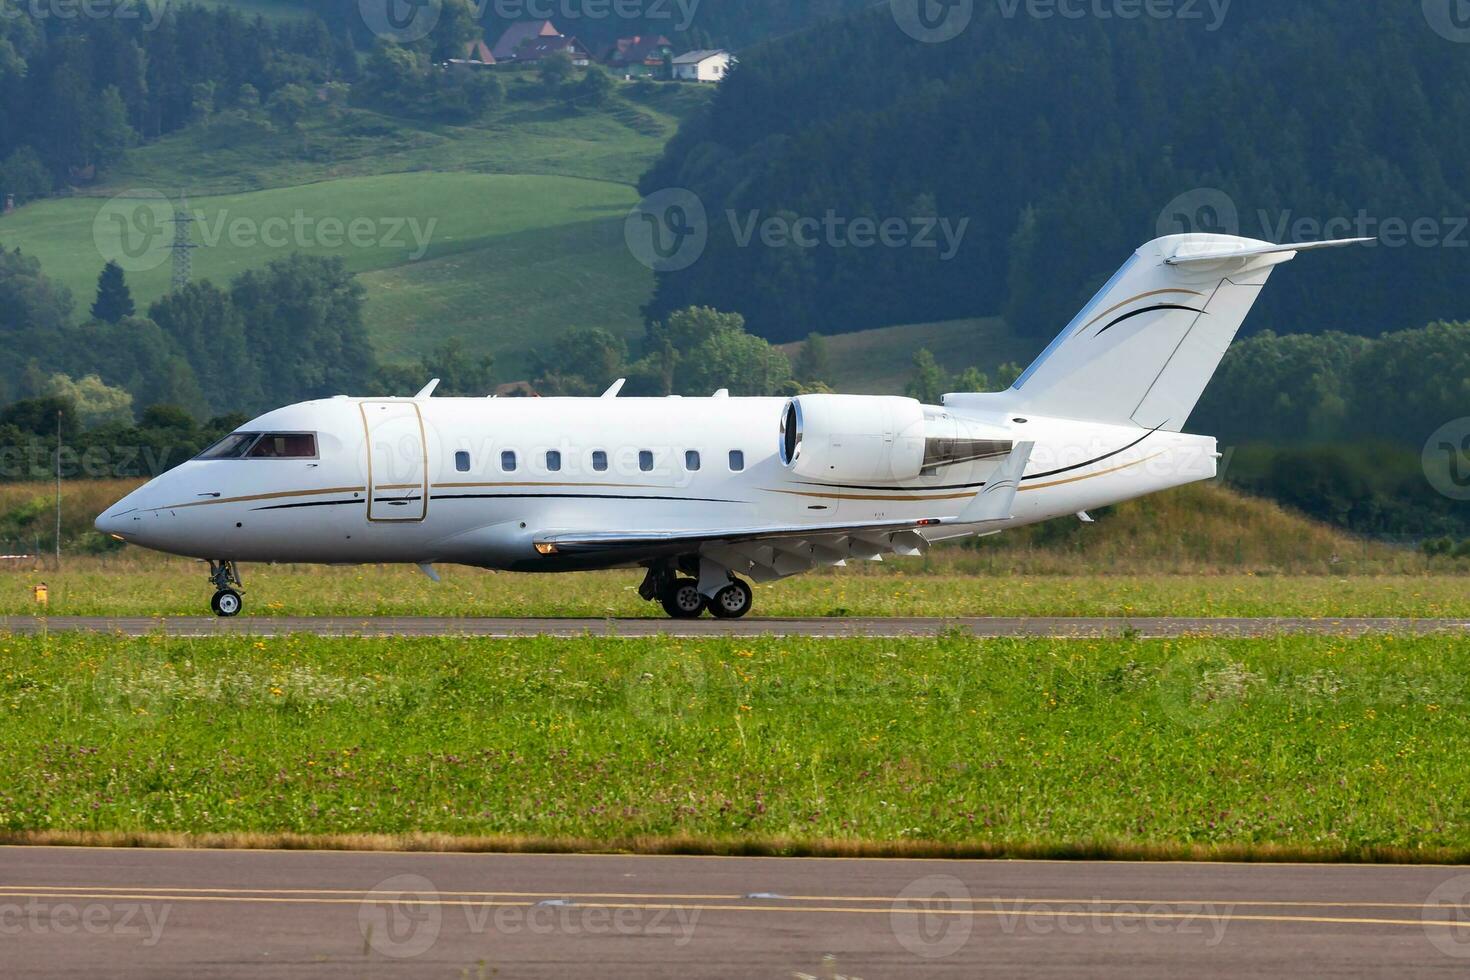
[672,50,733,83]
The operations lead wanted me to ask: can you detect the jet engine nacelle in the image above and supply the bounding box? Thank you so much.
[780,394,1017,484]
[779,394,927,483]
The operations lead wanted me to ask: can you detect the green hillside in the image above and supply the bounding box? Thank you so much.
[0,88,706,375]
[780,317,1034,395]
[643,1,1470,343]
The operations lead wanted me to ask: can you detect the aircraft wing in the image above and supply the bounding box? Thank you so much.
[536,517,944,555]
[537,517,953,582]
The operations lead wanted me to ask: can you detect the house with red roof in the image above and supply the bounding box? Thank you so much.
[604,35,674,78]
[491,20,561,61]
[514,35,593,67]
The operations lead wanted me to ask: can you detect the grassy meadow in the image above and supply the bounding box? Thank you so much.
[3,631,1468,860]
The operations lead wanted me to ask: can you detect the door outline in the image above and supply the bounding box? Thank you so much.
[360,401,430,523]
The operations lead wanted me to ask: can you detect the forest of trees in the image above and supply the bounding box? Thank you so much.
[0,246,378,416]
[0,6,358,201]
[641,1,1470,344]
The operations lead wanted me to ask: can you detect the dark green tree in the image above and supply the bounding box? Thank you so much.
[230,254,375,404]
[905,349,947,404]
[90,261,135,324]
[149,281,262,414]
[794,332,829,384]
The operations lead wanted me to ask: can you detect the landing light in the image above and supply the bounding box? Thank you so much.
[535,543,559,555]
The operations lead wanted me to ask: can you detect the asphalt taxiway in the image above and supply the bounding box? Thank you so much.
[2,846,1468,978]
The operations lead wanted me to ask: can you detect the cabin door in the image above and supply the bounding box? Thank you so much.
[361,401,428,522]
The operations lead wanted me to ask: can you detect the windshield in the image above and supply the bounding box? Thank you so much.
[196,433,258,460]
[195,432,318,460]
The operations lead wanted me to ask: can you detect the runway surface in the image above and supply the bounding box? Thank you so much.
[2,846,1468,977]
[2,615,1468,638]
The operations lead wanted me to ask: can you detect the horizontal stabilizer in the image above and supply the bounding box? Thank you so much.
[1165,237,1374,266]
[1000,233,1374,431]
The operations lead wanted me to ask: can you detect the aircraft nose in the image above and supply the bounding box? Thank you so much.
[96,486,148,538]
[95,504,135,537]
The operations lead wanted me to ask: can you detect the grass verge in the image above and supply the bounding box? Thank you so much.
[3,633,1468,861]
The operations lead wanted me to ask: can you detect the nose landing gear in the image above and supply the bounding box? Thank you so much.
[208,560,244,618]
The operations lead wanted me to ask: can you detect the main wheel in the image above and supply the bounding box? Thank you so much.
[709,579,754,620]
[211,588,243,618]
[660,579,706,619]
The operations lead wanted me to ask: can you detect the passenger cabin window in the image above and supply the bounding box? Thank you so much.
[685,450,701,472]
[455,451,471,473]
[501,450,517,472]
[247,433,317,459]
[546,450,562,473]
[729,450,745,472]
[639,450,654,472]
[592,451,608,472]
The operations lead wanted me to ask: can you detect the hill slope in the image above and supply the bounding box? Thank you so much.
[642,0,1470,343]
[0,89,706,375]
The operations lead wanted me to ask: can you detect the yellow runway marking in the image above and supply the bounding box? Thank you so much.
[4,885,1469,912]
[0,890,1464,932]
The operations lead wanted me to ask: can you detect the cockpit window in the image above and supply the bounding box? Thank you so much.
[196,433,258,460]
[196,432,318,460]
[248,433,318,458]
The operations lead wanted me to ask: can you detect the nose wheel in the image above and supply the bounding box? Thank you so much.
[208,560,244,618]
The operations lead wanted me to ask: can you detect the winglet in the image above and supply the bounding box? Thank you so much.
[602,379,627,399]
[958,442,1034,524]
[415,379,441,400]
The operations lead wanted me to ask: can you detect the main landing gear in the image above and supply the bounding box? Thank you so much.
[208,560,244,618]
[641,562,754,620]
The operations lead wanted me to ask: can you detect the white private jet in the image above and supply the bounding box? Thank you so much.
[97,233,1368,618]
